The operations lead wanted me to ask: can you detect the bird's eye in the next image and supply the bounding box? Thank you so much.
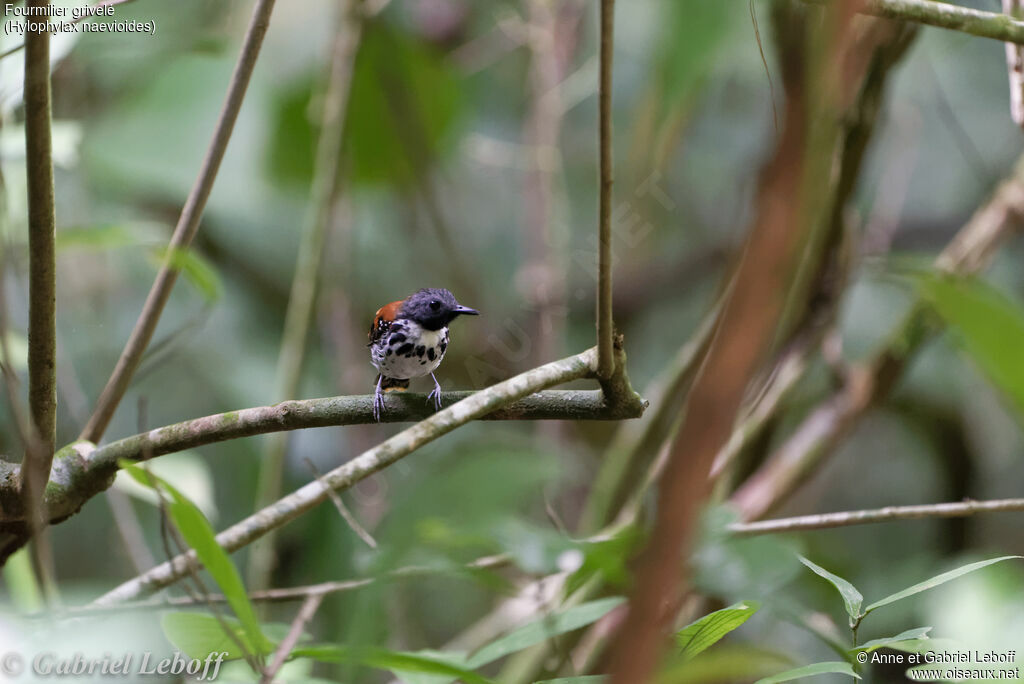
[429,300,441,311]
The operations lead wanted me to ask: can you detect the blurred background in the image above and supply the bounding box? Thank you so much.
[2,0,1024,681]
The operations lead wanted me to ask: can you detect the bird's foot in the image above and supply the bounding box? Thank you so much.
[427,373,443,412]
[373,376,386,422]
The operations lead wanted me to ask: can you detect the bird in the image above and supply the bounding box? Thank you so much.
[368,288,479,421]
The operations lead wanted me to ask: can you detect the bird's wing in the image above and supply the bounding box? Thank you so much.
[368,299,403,345]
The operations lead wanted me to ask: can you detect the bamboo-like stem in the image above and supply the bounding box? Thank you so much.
[595,0,615,380]
[729,498,1024,535]
[90,348,603,604]
[250,0,363,592]
[801,0,1024,44]
[79,0,278,443]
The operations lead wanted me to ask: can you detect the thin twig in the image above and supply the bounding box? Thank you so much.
[260,593,324,684]
[305,458,377,549]
[104,489,156,574]
[801,0,1024,45]
[710,332,819,482]
[79,0,278,443]
[250,0,363,592]
[595,0,615,380]
[90,348,600,604]
[728,498,1024,535]
[51,552,513,617]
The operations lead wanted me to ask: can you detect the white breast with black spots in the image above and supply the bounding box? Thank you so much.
[373,320,449,380]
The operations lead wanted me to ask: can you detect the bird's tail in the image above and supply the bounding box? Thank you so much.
[379,375,410,392]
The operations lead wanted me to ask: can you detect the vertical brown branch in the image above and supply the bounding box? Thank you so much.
[606,83,809,684]
[605,3,863,680]
[79,0,278,443]
[595,0,615,380]
[22,0,57,522]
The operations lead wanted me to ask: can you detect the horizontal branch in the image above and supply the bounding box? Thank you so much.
[728,498,1024,535]
[802,0,1024,45]
[94,389,640,466]
[91,347,645,604]
[0,369,646,526]
[52,553,512,617]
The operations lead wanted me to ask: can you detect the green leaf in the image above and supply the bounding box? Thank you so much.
[864,556,1023,614]
[675,601,760,661]
[289,645,493,684]
[851,627,931,655]
[0,331,28,371]
[147,246,223,302]
[656,2,735,110]
[919,275,1024,416]
[56,222,161,250]
[113,451,218,520]
[2,548,42,613]
[800,556,863,619]
[565,525,640,595]
[358,598,622,684]
[121,462,267,656]
[754,661,860,684]
[161,612,273,660]
[466,597,625,669]
[535,678,608,684]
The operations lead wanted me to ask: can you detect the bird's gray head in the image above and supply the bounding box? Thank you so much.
[400,288,478,331]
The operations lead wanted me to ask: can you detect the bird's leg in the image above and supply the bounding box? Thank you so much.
[373,374,386,422]
[427,372,443,411]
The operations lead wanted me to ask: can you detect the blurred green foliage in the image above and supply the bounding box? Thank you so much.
[1,0,1024,681]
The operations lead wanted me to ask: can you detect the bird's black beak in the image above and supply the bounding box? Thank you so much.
[454,305,479,316]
